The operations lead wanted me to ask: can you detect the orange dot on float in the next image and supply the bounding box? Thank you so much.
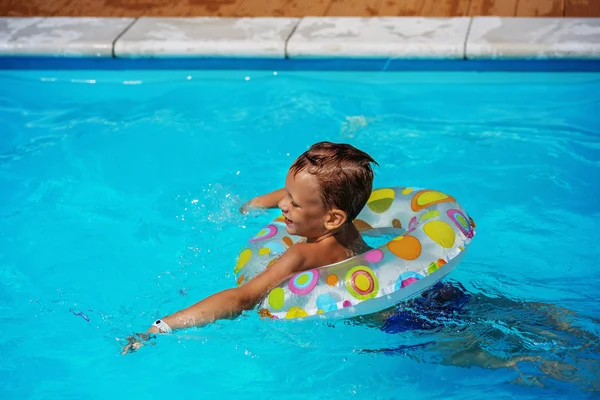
[387,235,422,260]
[353,219,373,232]
[237,274,245,286]
[283,236,293,247]
[326,274,339,286]
[469,216,476,228]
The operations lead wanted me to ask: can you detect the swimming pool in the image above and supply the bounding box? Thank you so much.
[1,69,599,399]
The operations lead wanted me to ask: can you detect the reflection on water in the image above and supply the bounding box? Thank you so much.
[356,281,600,393]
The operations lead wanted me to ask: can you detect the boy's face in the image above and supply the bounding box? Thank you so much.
[278,170,329,239]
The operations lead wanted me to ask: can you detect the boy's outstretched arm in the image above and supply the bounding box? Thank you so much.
[240,188,285,213]
[122,245,307,354]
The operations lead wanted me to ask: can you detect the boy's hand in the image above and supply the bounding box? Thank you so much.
[239,198,260,214]
[240,189,286,214]
[239,201,252,214]
[121,333,153,355]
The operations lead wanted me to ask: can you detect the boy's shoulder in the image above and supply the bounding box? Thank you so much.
[284,240,344,272]
[284,241,312,260]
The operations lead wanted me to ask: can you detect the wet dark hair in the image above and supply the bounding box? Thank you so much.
[289,141,378,221]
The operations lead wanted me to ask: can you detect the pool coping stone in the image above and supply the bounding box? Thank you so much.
[0,16,599,60]
[0,17,135,57]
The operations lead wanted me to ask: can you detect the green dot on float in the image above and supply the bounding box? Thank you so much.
[297,273,309,285]
[268,287,285,310]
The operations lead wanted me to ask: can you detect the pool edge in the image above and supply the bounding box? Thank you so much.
[0,16,599,65]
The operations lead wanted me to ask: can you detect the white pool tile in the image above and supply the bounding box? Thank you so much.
[0,17,134,57]
[286,17,472,59]
[466,17,600,59]
[114,17,299,58]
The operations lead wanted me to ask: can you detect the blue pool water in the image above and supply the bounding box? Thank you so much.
[1,69,599,399]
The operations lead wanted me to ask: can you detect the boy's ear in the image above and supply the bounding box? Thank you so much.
[325,208,348,231]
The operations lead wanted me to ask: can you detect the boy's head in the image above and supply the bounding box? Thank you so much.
[279,142,378,237]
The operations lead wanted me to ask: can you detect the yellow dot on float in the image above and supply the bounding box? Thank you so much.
[367,188,395,213]
[317,309,324,314]
[285,306,308,319]
[354,274,371,291]
[234,249,252,273]
[387,235,422,260]
[418,191,448,205]
[420,210,440,221]
[268,287,285,310]
[402,188,413,195]
[258,247,271,255]
[411,190,455,212]
[423,220,456,248]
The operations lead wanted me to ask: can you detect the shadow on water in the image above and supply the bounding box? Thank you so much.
[354,281,600,394]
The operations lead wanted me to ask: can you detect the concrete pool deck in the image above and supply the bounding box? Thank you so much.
[0,16,599,60]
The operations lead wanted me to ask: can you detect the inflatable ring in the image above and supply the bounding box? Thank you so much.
[234,186,476,320]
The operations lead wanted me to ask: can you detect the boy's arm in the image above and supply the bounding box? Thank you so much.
[123,245,307,354]
[240,188,286,213]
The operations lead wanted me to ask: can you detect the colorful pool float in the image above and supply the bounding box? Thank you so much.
[234,186,476,320]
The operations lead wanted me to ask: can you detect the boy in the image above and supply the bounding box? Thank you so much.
[123,142,378,354]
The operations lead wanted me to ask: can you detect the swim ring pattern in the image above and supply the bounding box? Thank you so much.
[234,186,476,320]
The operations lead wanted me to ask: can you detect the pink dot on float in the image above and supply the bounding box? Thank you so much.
[364,249,384,263]
[401,277,419,288]
[342,300,352,308]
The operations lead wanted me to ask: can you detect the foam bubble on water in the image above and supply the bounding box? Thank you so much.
[340,115,371,138]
